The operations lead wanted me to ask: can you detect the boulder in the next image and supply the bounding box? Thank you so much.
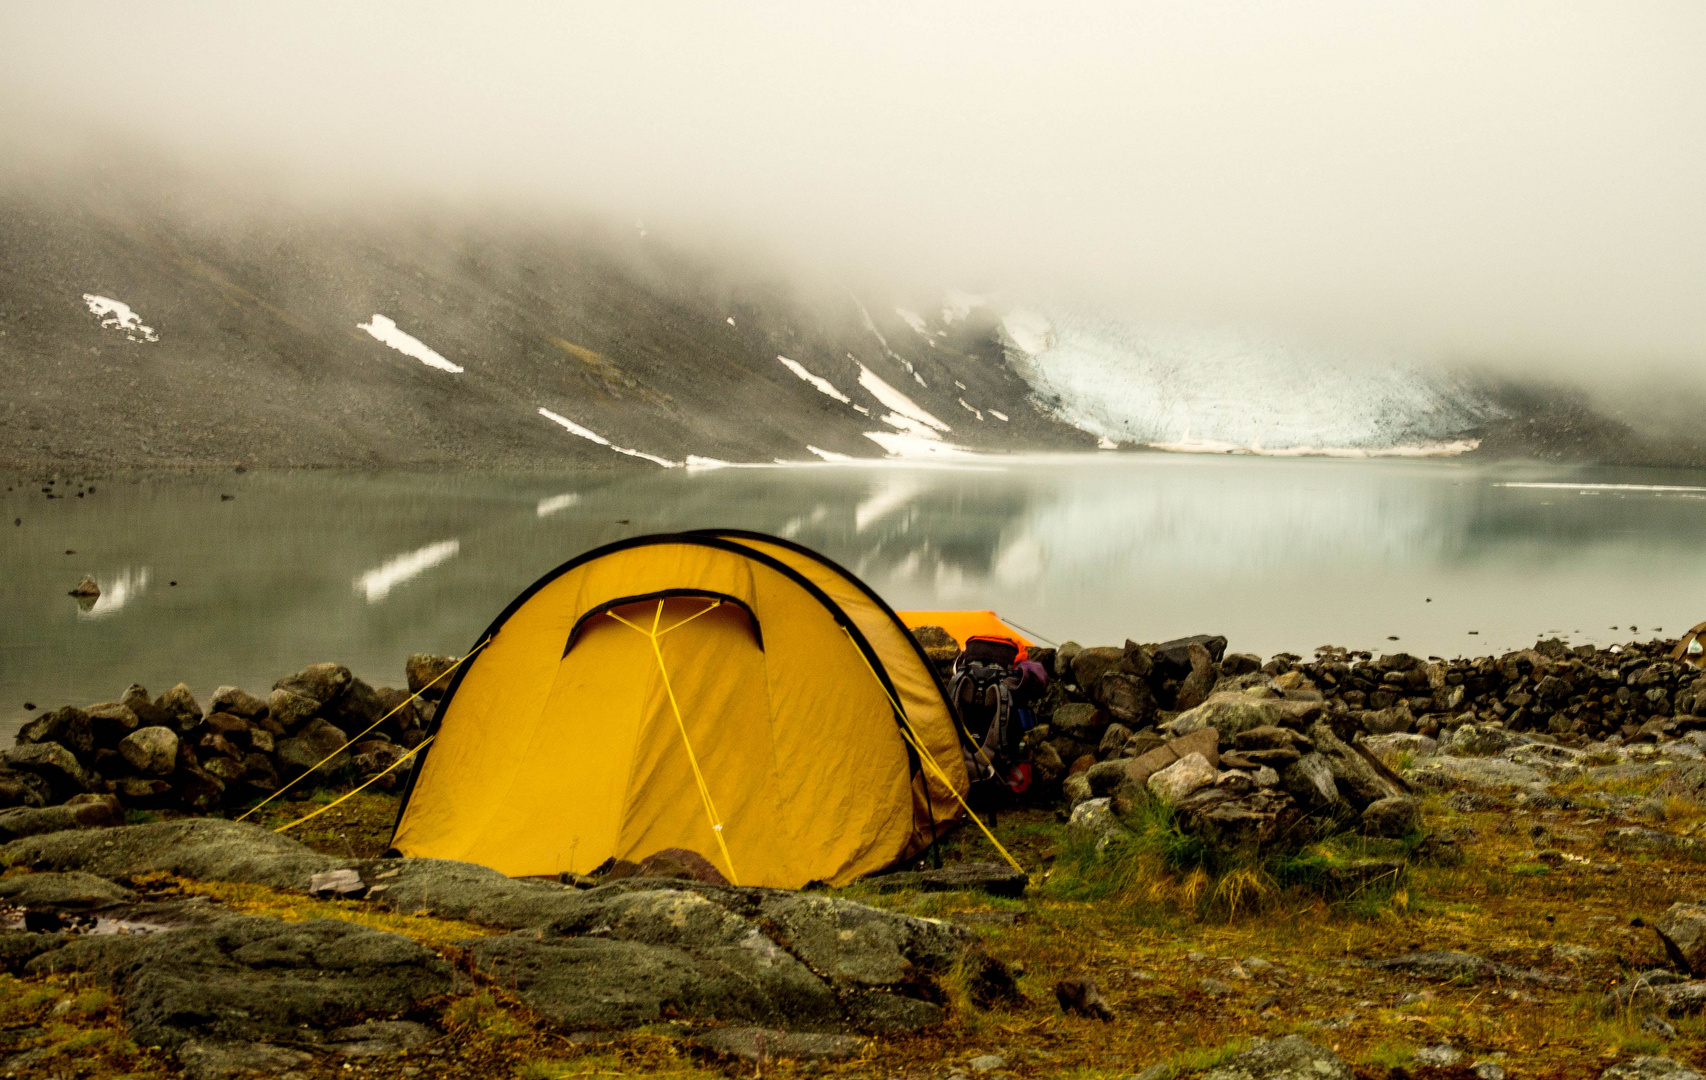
[208,686,268,719]
[1062,772,1094,809]
[1175,781,1306,855]
[1154,634,1228,673]
[275,717,351,778]
[2,743,95,799]
[1280,753,1342,812]
[119,684,173,727]
[1097,723,1134,759]
[1053,641,1082,679]
[114,778,174,807]
[266,688,320,731]
[0,870,134,911]
[155,683,204,733]
[197,732,243,762]
[1307,722,1404,808]
[1220,653,1263,677]
[1148,753,1218,803]
[328,677,386,733]
[274,662,353,706]
[202,712,253,745]
[16,706,94,758]
[1085,759,1128,797]
[1174,643,1218,711]
[1361,706,1415,735]
[1029,741,1065,786]
[372,687,420,739]
[177,1041,313,1080]
[908,626,960,667]
[1113,727,1222,801]
[26,915,457,1049]
[1656,903,1706,975]
[0,768,50,809]
[1067,797,1131,850]
[1168,692,1322,741]
[1051,703,1108,742]
[120,726,180,777]
[1375,950,1558,986]
[1091,672,1156,727]
[1071,647,1129,690]
[1361,795,1423,838]
[1201,1036,1352,1080]
[688,1028,868,1064]
[175,765,226,812]
[0,819,342,891]
[1445,723,1530,757]
[201,756,246,786]
[85,703,140,748]
[1363,732,1439,760]
[635,848,730,885]
[0,795,123,843]
[405,654,459,699]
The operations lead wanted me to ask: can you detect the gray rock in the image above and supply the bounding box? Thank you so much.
[209,686,270,720]
[17,706,94,757]
[1085,758,1129,796]
[1092,672,1157,727]
[86,702,140,747]
[1148,753,1218,803]
[309,868,368,899]
[0,871,134,910]
[155,683,204,733]
[1601,1058,1706,1080]
[1361,706,1415,735]
[177,1040,315,1080]
[467,929,848,1032]
[1068,798,1131,850]
[274,717,351,777]
[1474,1062,1508,1080]
[1416,1043,1464,1066]
[1445,723,1530,757]
[870,862,1028,898]
[1097,723,1134,759]
[266,688,321,730]
[1168,693,1286,741]
[0,819,344,891]
[1201,1034,1353,1080]
[1052,702,1107,741]
[970,1053,1007,1072]
[1601,974,1706,1019]
[688,1027,868,1062]
[1307,722,1403,808]
[1642,1013,1679,1040]
[1071,647,1129,690]
[0,768,49,810]
[1280,753,1341,811]
[1062,772,1094,808]
[27,914,456,1048]
[1407,755,1547,792]
[1656,903,1706,974]
[274,662,352,706]
[326,1019,434,1057]
[0,796,123,843]
[1377,950,1561,986]
[406,654,460,699]
[1604,828,1706,862]
[1361,796,1423,838]
[1053,975,1114,1020]
[120,725,179,776]
[1,742,95,798]
[1363,732,1439,760]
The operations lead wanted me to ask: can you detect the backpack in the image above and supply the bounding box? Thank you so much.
[949,636,1047,796]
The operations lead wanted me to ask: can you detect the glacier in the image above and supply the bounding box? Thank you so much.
[999,309,1502,454]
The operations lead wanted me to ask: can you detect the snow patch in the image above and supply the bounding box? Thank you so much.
[536,493,581,517]
[958,398,983,420]
[1148,437,1480,458]
[1496,481,1706,493]
[537,408,679,467]
[942,290,987,325]
[777,355,852,403]
[896,308,932,337]
[726,317,736,326]
[358,315,462,372]
[856,363,951,434]
[1097,436,1119,450]
[989,409,1009,422]
[807,445,855,462]
[862,430,977,459]
[357,541,458,603]
[82,295,157,342]
[998,309,1053,356]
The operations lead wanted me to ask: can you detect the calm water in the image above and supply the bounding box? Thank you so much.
[6,454,1706,736]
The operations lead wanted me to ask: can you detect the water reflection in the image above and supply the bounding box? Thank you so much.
[7,455,1706,735]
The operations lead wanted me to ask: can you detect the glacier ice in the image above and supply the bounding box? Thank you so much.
[999,309,1501,453]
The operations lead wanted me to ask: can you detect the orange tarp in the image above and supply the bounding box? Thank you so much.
[895,610,1033,649]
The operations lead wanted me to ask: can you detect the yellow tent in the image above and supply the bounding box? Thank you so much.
[390,533,974,889]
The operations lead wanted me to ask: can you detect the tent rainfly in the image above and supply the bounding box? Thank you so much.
[389,532,976,889]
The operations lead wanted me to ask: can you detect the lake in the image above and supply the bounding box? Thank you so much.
[6,453,1706,736]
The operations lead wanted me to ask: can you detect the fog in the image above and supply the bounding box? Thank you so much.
[4,1,1705,375]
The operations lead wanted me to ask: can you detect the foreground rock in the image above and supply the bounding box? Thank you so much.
[0,821,1006,1040]
[1199,1035,1353,1080]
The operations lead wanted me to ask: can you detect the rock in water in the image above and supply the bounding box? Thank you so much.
[1201,1035,1353,1080]
[1053,976,1114,1019]
[1656,903,1706,975]
[1148,752,1218,803]
[120,726,180,777]
[67,575,100,598]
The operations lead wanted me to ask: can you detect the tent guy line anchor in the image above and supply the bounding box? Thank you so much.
[607,599,741,885]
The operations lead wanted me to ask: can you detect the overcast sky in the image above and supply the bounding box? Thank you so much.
[3,2,1703,371]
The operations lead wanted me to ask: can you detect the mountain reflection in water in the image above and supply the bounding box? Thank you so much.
[6,454,1706,732]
